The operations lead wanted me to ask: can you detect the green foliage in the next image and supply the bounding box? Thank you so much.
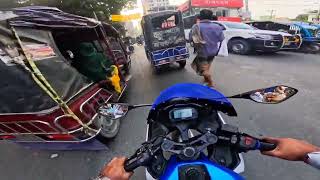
[0,0,133,21]
[294,14,308,22]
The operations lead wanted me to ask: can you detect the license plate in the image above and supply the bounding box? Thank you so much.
[176,56,182,60]
[158,60,167,65]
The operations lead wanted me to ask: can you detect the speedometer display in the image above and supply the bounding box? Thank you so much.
[173,108,193,119]
[170,107,198,122]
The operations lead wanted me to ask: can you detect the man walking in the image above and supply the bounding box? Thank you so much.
[191,9,224,87]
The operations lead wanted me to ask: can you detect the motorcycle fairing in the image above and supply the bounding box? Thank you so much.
[160,155,244,180]
[151,83,237,116]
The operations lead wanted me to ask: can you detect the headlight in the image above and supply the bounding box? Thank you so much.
[252,34,273,40]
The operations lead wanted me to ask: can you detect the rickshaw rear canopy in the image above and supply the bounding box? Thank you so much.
[8,6,99,29]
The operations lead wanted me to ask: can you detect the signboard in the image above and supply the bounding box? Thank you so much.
[191,0,243,8]
[111,13,142,22]
[177,1,190,12]
[218,16,242,22]
[23,43,56,60]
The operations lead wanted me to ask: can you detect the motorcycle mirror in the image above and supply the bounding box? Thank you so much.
[128,46,134,52]
[98,103,130,120]
[229,85,298,104]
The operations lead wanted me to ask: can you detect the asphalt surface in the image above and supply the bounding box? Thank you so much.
[1,46,320,180]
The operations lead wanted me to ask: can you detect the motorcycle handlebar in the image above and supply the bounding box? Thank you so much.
[236,135,277,152]
[124,159,140,172]
[258,141,277,151]
[124,152,151,172]
[123,133,278,172]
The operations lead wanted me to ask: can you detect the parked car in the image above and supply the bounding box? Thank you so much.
[214,21,302,55]
[247,21,320,53]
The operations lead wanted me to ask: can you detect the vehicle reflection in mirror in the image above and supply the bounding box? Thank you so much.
[99,103,129,120]
[249,86,298,104]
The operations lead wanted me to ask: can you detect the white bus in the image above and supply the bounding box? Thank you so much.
[183,15,197,42]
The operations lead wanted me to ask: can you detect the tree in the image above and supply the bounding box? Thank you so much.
[0,0,133,21]
[294,14,308,22]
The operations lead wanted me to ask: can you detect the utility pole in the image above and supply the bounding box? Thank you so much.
[318,6,320,22]
[269,9,276,19]
[245,0,249,12]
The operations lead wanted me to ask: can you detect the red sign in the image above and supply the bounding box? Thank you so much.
[218,16,241,22]
[191,0,243,8]
[177,1,190,12]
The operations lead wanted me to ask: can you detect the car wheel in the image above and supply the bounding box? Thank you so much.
[178,60,186,68]
[228,39,251,55]
[94,114,121,139]
[308,44,320,53]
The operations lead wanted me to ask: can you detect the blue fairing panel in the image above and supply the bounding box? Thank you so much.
[151,83,237,116]
[161,156,244,180]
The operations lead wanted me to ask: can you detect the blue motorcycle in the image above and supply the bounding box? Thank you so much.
[99,83,298,180]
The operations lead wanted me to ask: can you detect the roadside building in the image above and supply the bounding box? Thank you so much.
[142,0,176,14]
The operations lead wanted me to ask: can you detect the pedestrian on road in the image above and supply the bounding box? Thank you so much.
[191,9,224,87]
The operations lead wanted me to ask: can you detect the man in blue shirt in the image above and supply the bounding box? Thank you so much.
[191,9,224,87]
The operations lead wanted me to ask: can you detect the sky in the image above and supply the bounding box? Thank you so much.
[169,0,320,19]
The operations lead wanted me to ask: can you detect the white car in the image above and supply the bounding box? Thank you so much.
[188,21,302,55]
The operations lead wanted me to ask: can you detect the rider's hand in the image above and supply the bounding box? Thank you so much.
[261,137,320,161]
[100,157,133,180]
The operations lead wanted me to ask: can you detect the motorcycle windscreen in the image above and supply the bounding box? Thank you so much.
[15,27,92,103]
[151,83,237,116]
[161,156,244,180]
[0,23,57,113]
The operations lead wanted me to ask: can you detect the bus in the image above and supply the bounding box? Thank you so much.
[183,15,197,41]
[181,0,243,42]
[178,0,243,21]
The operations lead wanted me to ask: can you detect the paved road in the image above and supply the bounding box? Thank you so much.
[1,46,320,180]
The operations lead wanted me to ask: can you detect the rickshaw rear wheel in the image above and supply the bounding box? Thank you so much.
[178,60,186,68]
[153,65,161,74]
[94,115,121,139]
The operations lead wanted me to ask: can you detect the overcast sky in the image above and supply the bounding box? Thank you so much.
[169,0,320,19]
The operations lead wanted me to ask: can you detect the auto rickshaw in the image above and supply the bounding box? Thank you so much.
[0,6,131,146]
[141,11,189,72]
[102,22,132,77]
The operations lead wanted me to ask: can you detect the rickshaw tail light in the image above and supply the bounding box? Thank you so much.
[0,135,16,140]
[46,134,74,141]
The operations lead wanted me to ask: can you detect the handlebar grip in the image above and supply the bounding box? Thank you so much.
[124,152,151,172]
[124,159,140,172]
[258,141,277,151]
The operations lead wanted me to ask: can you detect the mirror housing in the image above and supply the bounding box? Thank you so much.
[128,46,134,52]
[99,103,130,120]
[230,85,298,104]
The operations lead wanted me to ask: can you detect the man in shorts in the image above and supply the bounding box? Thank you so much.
[191,9,224,87]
